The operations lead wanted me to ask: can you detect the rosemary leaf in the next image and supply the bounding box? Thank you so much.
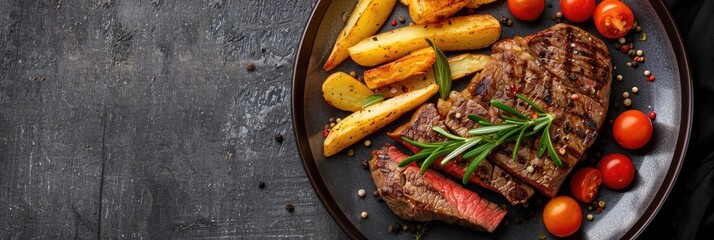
[468,124,517,136]
[516,94,546,113]
[537,130,548,158]
[463,145,494,184]
[543,125,563,167]
[490,100,528,119]
[467,114,489,123]
[462,142,493,160]
[401,136,451,149]
[432,126,465,140]
[425,38,451,100]
[512,125,528,161]
[361,94,385,108]
[398,149,434,167]
[441,138,482,165]
[420,144,458,174]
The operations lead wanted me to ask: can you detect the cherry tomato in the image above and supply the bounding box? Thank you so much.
[612,110,653,149]
[598,153,635,190]
[569,167,602,203]
[560,0,596,23]
[593,0,634,39]
[508,0,545,21]
[543,196,582,237]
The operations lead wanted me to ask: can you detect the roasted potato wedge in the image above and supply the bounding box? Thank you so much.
[374,53,491,97]
[348,14,500,67]
[364,47,436,89]
[322,72,375,112]
[409,0,469,25]
[323,0,397,71]
[324,84,439,157]
[465,0,498,8]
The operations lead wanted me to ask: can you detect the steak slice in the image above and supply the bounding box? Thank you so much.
[388,104,534,205]
[455,24,611,197]
[369,145,507,232]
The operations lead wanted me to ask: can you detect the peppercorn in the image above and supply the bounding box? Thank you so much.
[373,190,380,197]
[623,92,630,98]
[648,111,657,120]
[631,61,639,67]
[358,189,366,198]
[349,149,356,157]
[364,140,372,147]
[598,200,606,208]
[587,214,594,221]
[361,160,369,169]
[637,49,644,57]
[388,223,401,233]
[620,45,628,52]
[285,203,295,212]
[391,19,397,26]
[570,93,579,101]
[398,16,405,23]
[349,71,356,77]
[616,75,623,81]
[648,75,655,81]
[618,37,626,44]
[274,133,284,142]
[246,62,256,71]
[632,87,639,93]
[538,233,546,239]
[506,19,512,26]
[556,12,563,18]
[636,25,642,32]
[258,181,265,189]
[526,165,534,173]
[361,211,368,219]
[623,98,632,107]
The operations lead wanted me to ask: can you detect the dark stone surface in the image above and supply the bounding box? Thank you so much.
[0,0,347,239]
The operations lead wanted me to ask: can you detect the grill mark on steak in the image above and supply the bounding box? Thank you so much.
[457,24,611,197]
[389,104,535,205]
[369,145,507,232]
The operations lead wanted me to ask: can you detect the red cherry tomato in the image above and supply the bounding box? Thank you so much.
[543,196,582,237]
[569,167,602,203]
[560,0,596,23]
[612,110,653,149]
[598,153,635,190]
[593,0,635,39]
[508,0,545,21]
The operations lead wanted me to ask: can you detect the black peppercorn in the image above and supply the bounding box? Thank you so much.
[274,133,284,142]
[285,203,295,212]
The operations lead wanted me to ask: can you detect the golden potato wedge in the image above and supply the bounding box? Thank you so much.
[322,72,375,112]
[364,47,436,89]
[374,53,491,97]
[348,14,500,67]
[465,0,497,8]
[324,84,439,157]
[409,0,469,25]
[323,0,397,71]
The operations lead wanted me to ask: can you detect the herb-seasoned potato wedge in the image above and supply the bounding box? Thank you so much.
[465,0,497,8]
[323,0,397,71]
[402,0,497,8]
[324,84,439,157]
[322,72,375,112]
[348,14,500,67]
[364,47,436,89]
[409,0,469,25]
[374,53,490,97]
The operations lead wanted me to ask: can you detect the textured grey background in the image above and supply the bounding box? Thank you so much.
[0,0,348,239]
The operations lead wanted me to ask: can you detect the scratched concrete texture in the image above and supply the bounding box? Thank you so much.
[0,0,348,239]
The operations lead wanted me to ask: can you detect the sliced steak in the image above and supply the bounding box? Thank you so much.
[454,24,611,197]
[369,145,507,232]
[388,104,535,205]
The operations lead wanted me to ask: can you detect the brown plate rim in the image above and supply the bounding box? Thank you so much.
[291,1,692,239]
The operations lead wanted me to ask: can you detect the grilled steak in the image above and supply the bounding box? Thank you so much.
[389,103,535,205]
[369,145,507,233]
[449,24,612,197]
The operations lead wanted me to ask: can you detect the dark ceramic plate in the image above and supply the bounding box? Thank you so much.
[292,0,691,239]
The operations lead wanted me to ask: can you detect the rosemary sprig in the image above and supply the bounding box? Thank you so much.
[425,38,451,100]
[399,94,563,184]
